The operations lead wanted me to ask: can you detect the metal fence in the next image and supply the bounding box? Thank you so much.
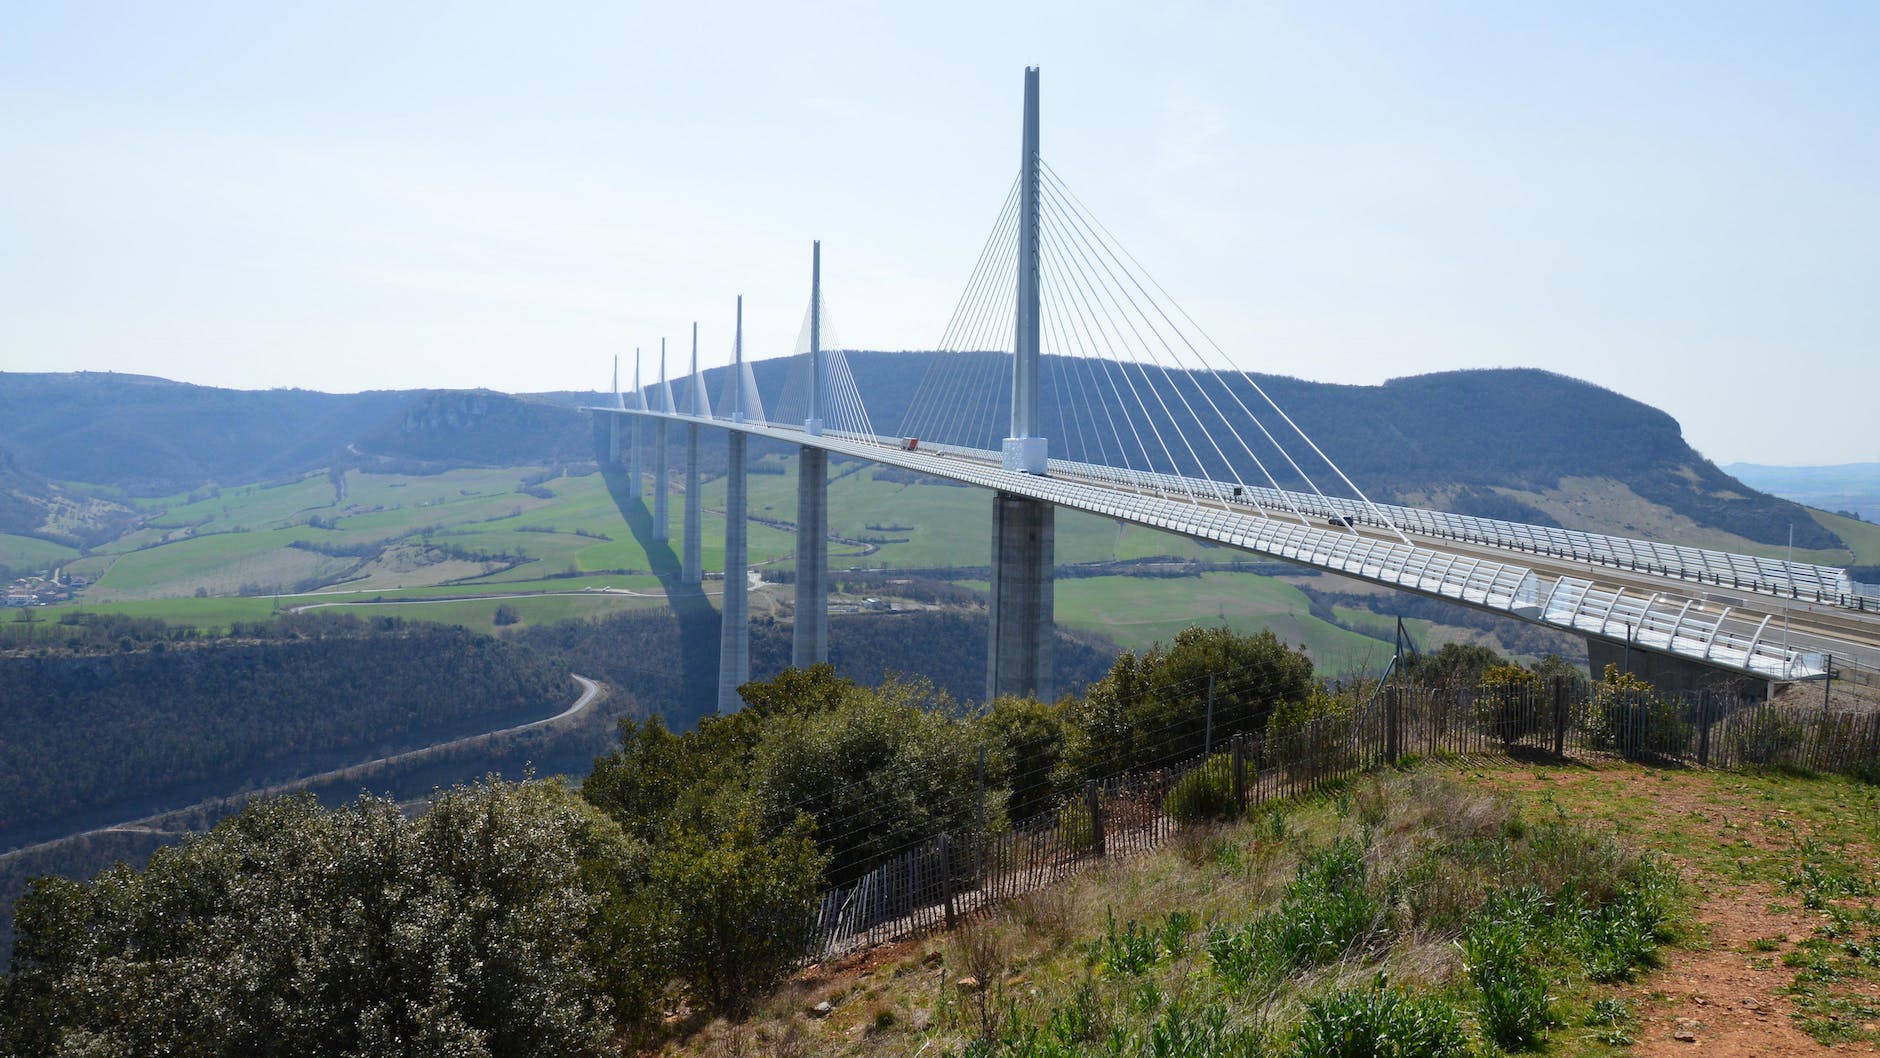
[798,679,1879,964]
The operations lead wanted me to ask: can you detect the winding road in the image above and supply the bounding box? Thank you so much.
[0,674,606,862]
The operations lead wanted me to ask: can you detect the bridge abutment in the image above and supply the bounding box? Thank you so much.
[988,491,1055,702]
[683,423,702,584]
[1585,636,1772,700]
[718,431,749,711]
[793,446,828,667]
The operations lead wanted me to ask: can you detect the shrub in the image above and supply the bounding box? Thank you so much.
[1570,857,1679,983]
[1085,908,1195,977]
[1724,706,1805,766]
[1296,975,1469,1058]
[1164,754,1237,823]
[1584,665,1691,760]
[1266,687,1357,783]
[1056,799,1097,853]
[1475,664,1543,746]
[650,806,827,1010]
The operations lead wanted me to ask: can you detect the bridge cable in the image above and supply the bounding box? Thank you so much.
[1042,162,1410,544]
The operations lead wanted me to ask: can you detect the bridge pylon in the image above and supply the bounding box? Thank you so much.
[608,354,621,464]
[793,241,829,667]
[652,339,669,542]
[683,323,703,585]
[989,65,1055,702]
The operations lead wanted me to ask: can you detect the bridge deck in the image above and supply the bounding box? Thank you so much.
[595,406,1878,683]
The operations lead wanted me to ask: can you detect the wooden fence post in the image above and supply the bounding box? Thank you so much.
[1086,780,1105,858]
[1552,677,1568,759]
[939,834,956,930]
[1385,685,1400,766]
[1696,690,1712,768]
[1232,734,1247,813]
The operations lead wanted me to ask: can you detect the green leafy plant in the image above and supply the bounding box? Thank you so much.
[1295,975,1469,1058]
[1462,900,1555,1050]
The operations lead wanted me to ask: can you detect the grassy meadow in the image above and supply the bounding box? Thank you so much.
[11,454,1582,667]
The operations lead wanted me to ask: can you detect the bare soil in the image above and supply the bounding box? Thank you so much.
[1477,766,1880,1054]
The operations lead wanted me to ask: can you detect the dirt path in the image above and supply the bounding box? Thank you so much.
[1634,882,1825,1057]
[1473,766,1880,1054]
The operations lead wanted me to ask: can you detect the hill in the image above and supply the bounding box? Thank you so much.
[0,446,137,551]
[0,363,1843,552]
[0,373,414,495]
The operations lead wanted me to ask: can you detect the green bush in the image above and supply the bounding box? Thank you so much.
[1085,908,1197,977]
[1296,975,1469,1058]
[651,806,827,1010]
[1056,799,1097,853]
[1474,664,1544,746]
[1062,626,1314,783]
[1725,707,1805,766]
[1585,665,1691,760]
[1164,755,1237,824]
[1266,687,1357,782]
[0,783,626,1057]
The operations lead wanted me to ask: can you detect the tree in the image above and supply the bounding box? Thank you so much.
[1,782,624,1058]
[1405,642,1503,692]
[492,602,520,626]
[751,677,988,882]
[977,695,1072,823]
[1062,626,1314,782]
[649,804,826,1011]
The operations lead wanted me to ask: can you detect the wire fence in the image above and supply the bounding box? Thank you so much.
[798,677,1880,963]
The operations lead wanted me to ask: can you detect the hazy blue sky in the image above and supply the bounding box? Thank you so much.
[3,2,1875,465]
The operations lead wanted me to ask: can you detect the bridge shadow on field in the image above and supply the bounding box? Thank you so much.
[599,456,722,725]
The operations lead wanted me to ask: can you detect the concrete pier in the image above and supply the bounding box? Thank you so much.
[626,417,641,500]
[652,421,669,542]
[793,446,828,667]
[627,349,643,500]
[987,491,1055,702]
[718,429,749,710]
[683,423,702,584]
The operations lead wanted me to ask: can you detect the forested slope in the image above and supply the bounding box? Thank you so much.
[512,608,1121,731]
[0,618,570,847]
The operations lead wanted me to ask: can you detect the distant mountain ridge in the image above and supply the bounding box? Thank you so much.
[0,363,1844,553]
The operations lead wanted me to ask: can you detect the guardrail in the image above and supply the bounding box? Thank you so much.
[587,409,1836,680]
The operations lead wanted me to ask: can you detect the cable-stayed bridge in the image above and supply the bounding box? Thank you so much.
[594,67,1880,713]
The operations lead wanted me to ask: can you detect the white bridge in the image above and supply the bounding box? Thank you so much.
[592,68,1880,710]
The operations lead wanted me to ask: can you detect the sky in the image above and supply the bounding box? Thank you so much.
[2,2,1876,466]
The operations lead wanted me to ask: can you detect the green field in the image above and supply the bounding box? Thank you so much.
[1813,507,1880,566]
[14,596,284,632]
[956,571,1394,669]
[0,533,77,573]
[13,455,1555,662]
[293,590,675,629]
